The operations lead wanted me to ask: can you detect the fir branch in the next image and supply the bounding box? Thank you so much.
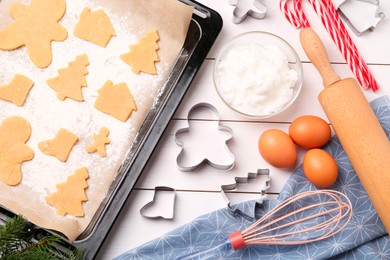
[0,215,26,241]
[0,215,83,259]
[0,215,28,256]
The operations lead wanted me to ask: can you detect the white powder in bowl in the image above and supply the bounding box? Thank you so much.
[215,43,298,117]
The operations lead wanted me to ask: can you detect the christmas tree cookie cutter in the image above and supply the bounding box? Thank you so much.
[139,186,176,220]
[228,0,267,24]
[221,169,271,219]
[174,103,235,171]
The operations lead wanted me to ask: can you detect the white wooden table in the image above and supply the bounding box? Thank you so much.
[97,1,390,258]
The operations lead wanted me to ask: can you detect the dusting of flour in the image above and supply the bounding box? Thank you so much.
[0,1,164,205]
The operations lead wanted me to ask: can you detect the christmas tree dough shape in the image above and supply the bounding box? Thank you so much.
[0,116,34,186]
[94,80,137,122]
[0,74,34,106]
[86,127,110,157]
[38,128,78,162]
[47,54,89,102]
[45,167,89,217]
[120,29,160,75]
[0,0,68,68]
[74,7,116,47]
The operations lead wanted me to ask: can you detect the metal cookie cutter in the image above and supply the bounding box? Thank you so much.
[332,0,385,36]
[174,103,235,171]
[221,169,271,219]
[228,0,267,24]
[139,186,176,220]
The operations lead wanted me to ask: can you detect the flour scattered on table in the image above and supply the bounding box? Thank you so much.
[45,167,89,217]
[38,128,78,162]
[47,54,89,101]
[0,116,34,186]
[86,127,110,157]
[0,0,68,68]
[0,74,34,106]
[94,80,137,122]
[120,29,160,75]
[74,7,116,47]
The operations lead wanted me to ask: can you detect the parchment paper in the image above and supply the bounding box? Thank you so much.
[0,0,193,242]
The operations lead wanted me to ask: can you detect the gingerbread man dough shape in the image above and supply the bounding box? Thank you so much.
[0,0,68,68]
[86,127,110,157]
[0,116,34,186]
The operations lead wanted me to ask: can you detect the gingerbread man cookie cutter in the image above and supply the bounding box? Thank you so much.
[174,103,235,171]
[228,0,267,24]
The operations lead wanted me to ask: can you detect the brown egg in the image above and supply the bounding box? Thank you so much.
[258,129,297,168]
[289,115,331,149]
[303,149,338,188]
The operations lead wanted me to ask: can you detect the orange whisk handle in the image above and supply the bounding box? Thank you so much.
[228,231,246,250]
[177,231,246,259]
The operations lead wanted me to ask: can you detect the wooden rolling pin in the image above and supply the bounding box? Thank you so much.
[300,27,390,235]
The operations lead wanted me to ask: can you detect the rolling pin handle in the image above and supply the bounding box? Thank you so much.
[299,28,341,88]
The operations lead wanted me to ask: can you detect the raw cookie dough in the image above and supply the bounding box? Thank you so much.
[47,54,89,102]
[120,29,160,75]
[45,167,89,217]
[86,127,110,157]
[74,7,116,47]
[0,74,34,106]
[94,80,137,122]
[0,116,34,186]
[0,0,68,68]
[38,128,78,162]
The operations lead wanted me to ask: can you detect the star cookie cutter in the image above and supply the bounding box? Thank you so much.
[174,103,235,171]
[228,0,267,24]
[139,186,176,220]
[332,0,385,36]
[221,169,271,218]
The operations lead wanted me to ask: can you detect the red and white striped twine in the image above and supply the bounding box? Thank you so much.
[280,0,379,91]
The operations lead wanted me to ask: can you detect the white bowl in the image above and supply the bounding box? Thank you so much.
[213,31,303,119]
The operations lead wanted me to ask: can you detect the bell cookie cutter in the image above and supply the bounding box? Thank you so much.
[228,0,267,24]
[174,103,235,171]
[332,0,385,36]
[139,186,176,220]
[221,169,271,218]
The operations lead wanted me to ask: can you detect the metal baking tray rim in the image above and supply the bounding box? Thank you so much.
[0,1,223,259]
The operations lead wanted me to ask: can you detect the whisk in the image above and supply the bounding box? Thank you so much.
[178,189,352,259]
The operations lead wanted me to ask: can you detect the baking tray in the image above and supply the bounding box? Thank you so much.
[0,0,222,259]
